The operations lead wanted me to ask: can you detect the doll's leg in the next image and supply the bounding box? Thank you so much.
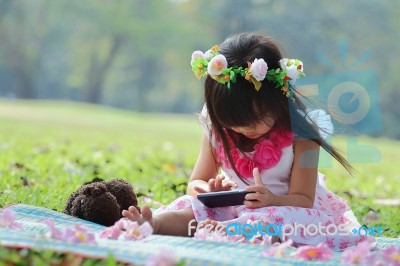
[122,206,195,236]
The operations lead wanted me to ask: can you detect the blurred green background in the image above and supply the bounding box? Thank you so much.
[0,0,399,138]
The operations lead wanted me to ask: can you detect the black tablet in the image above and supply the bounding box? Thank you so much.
[197,190,250,208]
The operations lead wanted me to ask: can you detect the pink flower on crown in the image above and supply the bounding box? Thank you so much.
[191,51,205,66]
[254,139,282,169]
[207,54,228,76]
[249,58,268,81]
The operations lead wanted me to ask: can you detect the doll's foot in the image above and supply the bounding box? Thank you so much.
[122,205,156,230]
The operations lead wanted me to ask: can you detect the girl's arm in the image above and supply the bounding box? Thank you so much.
[245,139,319,208]
[186,134,237,196]
[278,139,319,208]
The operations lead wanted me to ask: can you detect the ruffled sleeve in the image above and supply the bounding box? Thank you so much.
[305,109,334,139]
[198,104,218,147]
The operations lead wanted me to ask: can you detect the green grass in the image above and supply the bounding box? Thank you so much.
[0,99,399,263]
[0,99,203,209]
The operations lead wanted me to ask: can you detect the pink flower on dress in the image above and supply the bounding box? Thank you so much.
[269,128,293,148]
[193,210,201,219]
[176,200,188,210]
[339,240,350,250]
[248,215,256,222]
[205,208,218,220]
[339,203,347,210]
[216,127,293,178]
[356,235,367,244]
[267,207,277,217]
[216,144,229,167]
[235,156,256,177]
[327,193,333,201]
[254,139,282,169]
[274,217,284,224]
[294,243,334,261]
[326,238,334,249]
[0,209,23,230]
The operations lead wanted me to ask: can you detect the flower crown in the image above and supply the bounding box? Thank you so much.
[191,45,305,97]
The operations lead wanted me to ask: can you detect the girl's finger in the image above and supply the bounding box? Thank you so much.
[246,185,266,193]
[253,168,264,186]
[194,185,209,193]
[215,175,223,188]
[222,180,237,188]
[208,178,216,190]
[245,193,260,201]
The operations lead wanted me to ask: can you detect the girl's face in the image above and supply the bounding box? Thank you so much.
[230,116,275,139]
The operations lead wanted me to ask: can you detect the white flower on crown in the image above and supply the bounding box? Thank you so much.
[249,58,268,81]
[279,58,304,83]
[191,51,205,66]
[207,54,228,76]
[204,50,213,60]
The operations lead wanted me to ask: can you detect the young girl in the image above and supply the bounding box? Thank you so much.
[123,32,376,251]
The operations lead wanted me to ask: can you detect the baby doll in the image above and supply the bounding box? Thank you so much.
[64,178,139,226]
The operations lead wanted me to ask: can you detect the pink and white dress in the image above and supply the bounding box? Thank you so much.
[158,106,376,251]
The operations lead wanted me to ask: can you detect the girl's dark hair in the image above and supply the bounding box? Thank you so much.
[204,32,353,184]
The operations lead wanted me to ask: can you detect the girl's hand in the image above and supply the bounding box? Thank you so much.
[194,175,237,193]
[244,168,276,208]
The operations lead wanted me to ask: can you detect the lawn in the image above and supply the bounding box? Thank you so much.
[0,99,399,263]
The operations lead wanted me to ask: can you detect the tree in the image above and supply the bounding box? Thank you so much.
[0,0,50,98]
